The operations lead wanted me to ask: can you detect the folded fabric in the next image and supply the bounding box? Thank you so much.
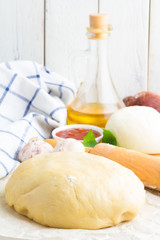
[0,61,76,178]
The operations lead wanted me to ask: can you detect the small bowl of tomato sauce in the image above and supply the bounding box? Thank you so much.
[52,124,103,142]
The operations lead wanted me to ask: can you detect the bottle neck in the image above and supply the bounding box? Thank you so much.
[77,33,120,106]
[90,38,110,102]
[87,36,109,60]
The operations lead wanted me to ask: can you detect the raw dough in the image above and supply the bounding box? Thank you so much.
[106,106,160,154]
[5,152,145,229]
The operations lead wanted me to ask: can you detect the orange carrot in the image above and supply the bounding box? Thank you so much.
[90,143,160,190]
[44,139,59,148]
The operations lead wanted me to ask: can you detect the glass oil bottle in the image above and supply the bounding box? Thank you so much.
[67,14,123,128]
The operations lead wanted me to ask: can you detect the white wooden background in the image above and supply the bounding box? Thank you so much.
[0,0,159,99]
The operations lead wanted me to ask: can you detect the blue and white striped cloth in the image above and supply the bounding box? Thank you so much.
[0,61,76,179]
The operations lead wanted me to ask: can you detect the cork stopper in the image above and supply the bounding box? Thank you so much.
[87,14,112,39]
[89,14,108,29]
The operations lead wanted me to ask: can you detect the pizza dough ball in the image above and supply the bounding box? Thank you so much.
[5,152,145,229]
[106,106,160,154]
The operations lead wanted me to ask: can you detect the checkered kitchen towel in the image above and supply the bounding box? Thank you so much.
[0,61,76,179]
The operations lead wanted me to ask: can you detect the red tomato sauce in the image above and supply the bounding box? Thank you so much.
[56,128,101,140]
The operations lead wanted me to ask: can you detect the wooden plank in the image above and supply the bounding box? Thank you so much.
[0,0,44,64]
[148,0,160,93]
[45,0,98,86]
[100,0,149,99]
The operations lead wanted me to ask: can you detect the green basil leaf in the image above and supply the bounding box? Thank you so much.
[82,129,97,147]
[102,129,117,146]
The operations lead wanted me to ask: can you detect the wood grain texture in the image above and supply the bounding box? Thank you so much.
[0,0,44,64]
[148,0,160,93]
[45,0,98,83]
[100,0,149,99]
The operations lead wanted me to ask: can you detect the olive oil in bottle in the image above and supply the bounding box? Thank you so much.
[67,102,121,128]
[67,14,122,128]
